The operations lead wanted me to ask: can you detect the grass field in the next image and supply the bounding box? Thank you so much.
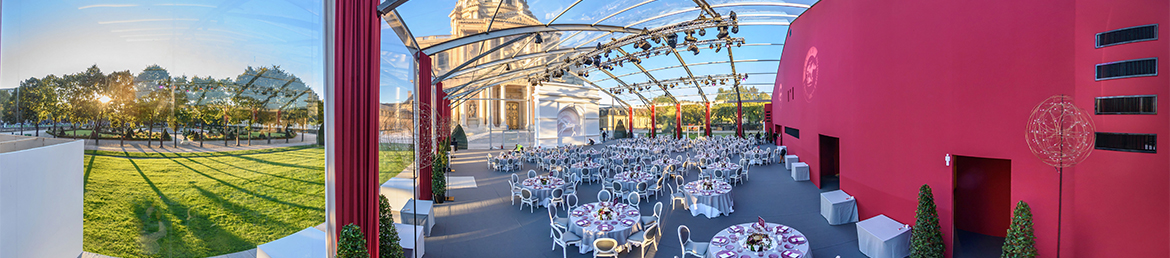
[83,146,412,257]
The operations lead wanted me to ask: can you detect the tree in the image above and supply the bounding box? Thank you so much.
[337,223,370,258]
[379,195,405,258]
[1001,201,1037,258]
[910,184,945,258]
[451,124,467,150]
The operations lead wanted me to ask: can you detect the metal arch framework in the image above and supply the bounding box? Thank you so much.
[597,58,780,83]
[599,69,653,106]
[615,48,678,104]
[418,24,644,55]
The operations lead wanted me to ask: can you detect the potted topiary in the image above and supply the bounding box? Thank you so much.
[1001,201,1037,258]
[337,223,369,258]
[910,184,944,258]
[379,195,405,258]
[432,138,449,203]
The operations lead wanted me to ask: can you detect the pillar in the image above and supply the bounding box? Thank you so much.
[628,106,634,138]
[416,52,434,201]
[704,102,712,137]
[736,99,744,138]
[650,105,656,138]
[328,0,381,255]
[675,103,682,139]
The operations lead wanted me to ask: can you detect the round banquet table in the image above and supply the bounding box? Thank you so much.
[694,153,720,165]
[614,171,657,192]
[610,154,638,165]
[521,176,565,207]
[652,158,682,169]
[704,162,742,179]
[707,222,812,258]
[683,179,735,218]
[744,149,769,165]
[571,161,602,178]
[582,149,605,158]
[569,202,643,253]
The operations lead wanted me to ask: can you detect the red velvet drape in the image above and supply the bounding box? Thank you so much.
[704,102,712,136]
[649,106,656,138]
[417,53,434,201]
[333,0,380,255]
[675,103,682,139]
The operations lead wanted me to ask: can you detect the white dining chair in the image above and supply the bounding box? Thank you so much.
[625,224,659,258]
[642,201,663,228]
[593,238,620,258]
[552,226,582,258]
[671,176,688,211]
[678,225,709,258]
[548,206,569,237]
[549,188,566,211]
[520,189,538,213]
[597,189,612,203]
[627,192,640,207]
[509,180,523,205]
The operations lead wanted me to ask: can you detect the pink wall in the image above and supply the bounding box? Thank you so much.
[772,0,1168,257]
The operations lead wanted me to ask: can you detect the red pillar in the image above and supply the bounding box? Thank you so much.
[736,100,744,138]
[649,106,656,138]
[704,102,712,136]
[628,106,634,138]
[333,0,380,255]
[417,52,434,201]
[675,103,682,139]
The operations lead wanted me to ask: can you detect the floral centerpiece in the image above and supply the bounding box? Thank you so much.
[595,206,616,220]
[743,233,774,252]
[702,180,717,190]
[539,177,550,185]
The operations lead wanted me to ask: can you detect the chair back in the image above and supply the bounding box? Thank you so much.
[627,192,640,206]
[637,181,648,192]
[597,190,612,202]
[522,188,533,199]
[566,194,579,208]
[511,173,520,184]
[653,201,663,218]
[678,225,692,245]
[715,169,725,179]
[551,188,564,198]
[613,182,623,192]
[594,238,618,252]
[528,170,538,179]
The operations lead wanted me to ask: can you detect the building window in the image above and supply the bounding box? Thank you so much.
[1096,95,1156,115]
[784,126,800,139]
[1097,24,1158,48]
[1095,132,1157,153]
[1096,58,1157,81]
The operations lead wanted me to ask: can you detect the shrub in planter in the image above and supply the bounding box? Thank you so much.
[432,138,449,202]
[1001,201,1037,258]
[379,195,405,258]
[317,126,325,145]
[161,130,172,141]
[910,184,945,258]
[337,223,369,258]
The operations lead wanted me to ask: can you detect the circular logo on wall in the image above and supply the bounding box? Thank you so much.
[1025,95,1095,168]
[803,47,819,102]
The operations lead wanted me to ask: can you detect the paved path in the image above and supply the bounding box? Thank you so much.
[81,133,317,153]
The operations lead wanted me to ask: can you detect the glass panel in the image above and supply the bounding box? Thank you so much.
[380,21,418,185]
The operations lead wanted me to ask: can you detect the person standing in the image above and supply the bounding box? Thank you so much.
[450,137,458,153]
[602,129,608,142]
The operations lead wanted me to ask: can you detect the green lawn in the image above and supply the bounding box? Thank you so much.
[83,146,412,257]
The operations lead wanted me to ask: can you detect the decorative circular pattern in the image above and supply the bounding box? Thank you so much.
[803,46,819,102]
[1025,95,1095,168]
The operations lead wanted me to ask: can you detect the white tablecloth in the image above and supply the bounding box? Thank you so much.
[683,180,735,218]
[820,190,858,225]
[568,202,642,254]
[613,171,655,193]
[522,176,565,207]
[784,155,799,169]
[706,222,812,258]
[400,199,435,236]
[791,162,810,181]
[857,215,911,258]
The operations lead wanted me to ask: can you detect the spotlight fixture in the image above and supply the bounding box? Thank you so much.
[731,25,739,34]
[652,36,661,44]
[666,34,678,48]
[729,11,738,22]
[688,45,700,55]
[717,26,729,39]
[505,63,512,71]
[715,44,722,53]
[534,33,543,44]
[584,57,594,66]
[639,40,652,51]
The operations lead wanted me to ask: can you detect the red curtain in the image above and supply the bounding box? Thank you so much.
[333,0,380,256]
[417,52,434,201]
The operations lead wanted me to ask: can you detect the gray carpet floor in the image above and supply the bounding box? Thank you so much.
[425,142,867,258]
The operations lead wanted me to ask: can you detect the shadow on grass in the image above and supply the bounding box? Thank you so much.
[176,158,317,197]
[200,156,323,186]
[169,158,321,211]
[232,155,324,171]
[84,156,96,190]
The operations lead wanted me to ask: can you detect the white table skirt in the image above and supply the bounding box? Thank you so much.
[569,203,642,254]
[684,191,734,218]
[706,222,812,258]
[400,199,435,236]
[784,155,799,169]
[857,215,911,258]
[820,190,858,225]
[791,162,810,181]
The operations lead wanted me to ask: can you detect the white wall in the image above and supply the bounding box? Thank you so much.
[0,138,84,258]
[534,82,600,147]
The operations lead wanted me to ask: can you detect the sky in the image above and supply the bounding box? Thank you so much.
[389,0,818,105]
[1,0,324,95]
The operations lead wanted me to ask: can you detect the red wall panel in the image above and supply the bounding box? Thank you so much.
[772,0,1168,257]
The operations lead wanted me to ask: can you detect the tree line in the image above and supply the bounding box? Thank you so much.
[0,64,323,147]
